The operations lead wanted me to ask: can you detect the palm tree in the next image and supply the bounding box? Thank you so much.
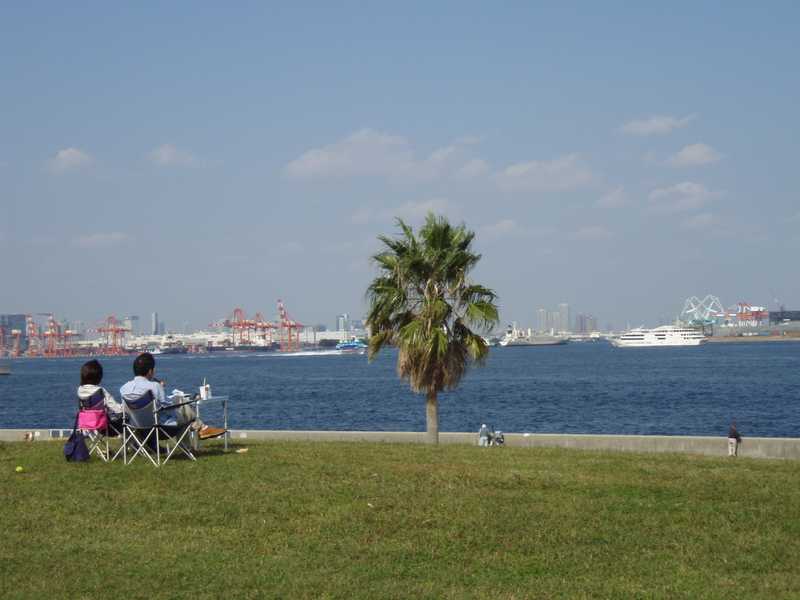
[365,214,500,444]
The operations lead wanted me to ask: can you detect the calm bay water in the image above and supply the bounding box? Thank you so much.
[1,342,798,437]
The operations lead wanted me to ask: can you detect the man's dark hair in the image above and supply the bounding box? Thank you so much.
[80,359,103,386]
[133,352,156,377]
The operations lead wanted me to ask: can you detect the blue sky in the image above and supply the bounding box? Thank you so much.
[2,2,798,330]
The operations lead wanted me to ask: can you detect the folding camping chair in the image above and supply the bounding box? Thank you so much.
[122,390,197,466]
[77,389,123,462]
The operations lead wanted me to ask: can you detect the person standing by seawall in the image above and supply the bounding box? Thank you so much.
[727,421,742,457]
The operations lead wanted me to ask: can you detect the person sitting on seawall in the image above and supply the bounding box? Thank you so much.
[78,359,123,431]
[120,352,225,440]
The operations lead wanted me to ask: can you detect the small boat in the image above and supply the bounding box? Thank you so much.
[0,363,10,376]
[335,338,368,354]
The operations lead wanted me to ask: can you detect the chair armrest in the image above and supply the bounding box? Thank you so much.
[156,398,199,413]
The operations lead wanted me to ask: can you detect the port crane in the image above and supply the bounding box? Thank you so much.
[253,312,277,345]
[94,315,130,355]
[25,315,42,357]
[277,299,304,353]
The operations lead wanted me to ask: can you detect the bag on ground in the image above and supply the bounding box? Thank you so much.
[64,414,90,462]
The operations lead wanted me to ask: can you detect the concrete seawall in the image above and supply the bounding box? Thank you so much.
[2,428,799,459]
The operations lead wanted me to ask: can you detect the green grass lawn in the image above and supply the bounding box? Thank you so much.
[2,440,799,599]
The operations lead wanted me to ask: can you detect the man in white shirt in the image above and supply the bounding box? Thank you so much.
[120,352,225,437]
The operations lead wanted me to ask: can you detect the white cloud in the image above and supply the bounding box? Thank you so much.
[479,221,555,241]
[393,198,453,221]
[495,154,593,191]
[285,129,484,181]
[286,129,417,180]
[427,145,459,165]
[596,186,629,208]
[648,182,719,213]
[621,114,695,136]
[72,232,132,248]
[480,219,518,238]
[454,158,490,180]
[349,197,455,226]
[569,225,613,241]
[148,144,199,167]
[49,147,92,173]
[667,143,722,167]
[681,212,716,230]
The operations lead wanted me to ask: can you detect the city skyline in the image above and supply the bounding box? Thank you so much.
[2,4,798,328]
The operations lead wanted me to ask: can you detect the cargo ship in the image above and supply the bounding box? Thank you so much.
[498,324,568,347]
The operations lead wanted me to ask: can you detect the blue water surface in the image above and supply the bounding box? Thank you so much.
[1,342,798,437]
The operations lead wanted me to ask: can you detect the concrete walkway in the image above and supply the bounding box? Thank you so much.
[2,428,799,459]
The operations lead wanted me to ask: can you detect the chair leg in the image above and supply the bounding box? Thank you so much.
[160,427,196,463]
[85,431,109,462]
[124,428,159,467]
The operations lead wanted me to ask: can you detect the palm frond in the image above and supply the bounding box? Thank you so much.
[366,213,499,395]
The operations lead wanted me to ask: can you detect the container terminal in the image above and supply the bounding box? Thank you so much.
[0,301,367,359]
[1,295,798,359]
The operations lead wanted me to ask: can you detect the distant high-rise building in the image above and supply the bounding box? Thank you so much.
[151,312,159,335]
[558,303,570,333]
[536,308,547,332]
[159,321,166,335]
[548,311,560,332]
[574,313,598,334]
[123,315,139,336]
[336,313,350,331]
[575,313,585,333]
[0,314,28,350]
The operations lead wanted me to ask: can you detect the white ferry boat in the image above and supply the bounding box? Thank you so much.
[611,325,707,348]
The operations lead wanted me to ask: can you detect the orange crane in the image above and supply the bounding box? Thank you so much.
[253,312,277,346]
[62,329,79,356]
[277,299,304,353]
[41,313,61,357]
[229,308,252,346]
[37,313,78,357]
[736,302,768,323]
[25,315,42,357]
[95,315,130,355]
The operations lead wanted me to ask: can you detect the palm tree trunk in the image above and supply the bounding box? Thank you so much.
[425,390,439,445]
